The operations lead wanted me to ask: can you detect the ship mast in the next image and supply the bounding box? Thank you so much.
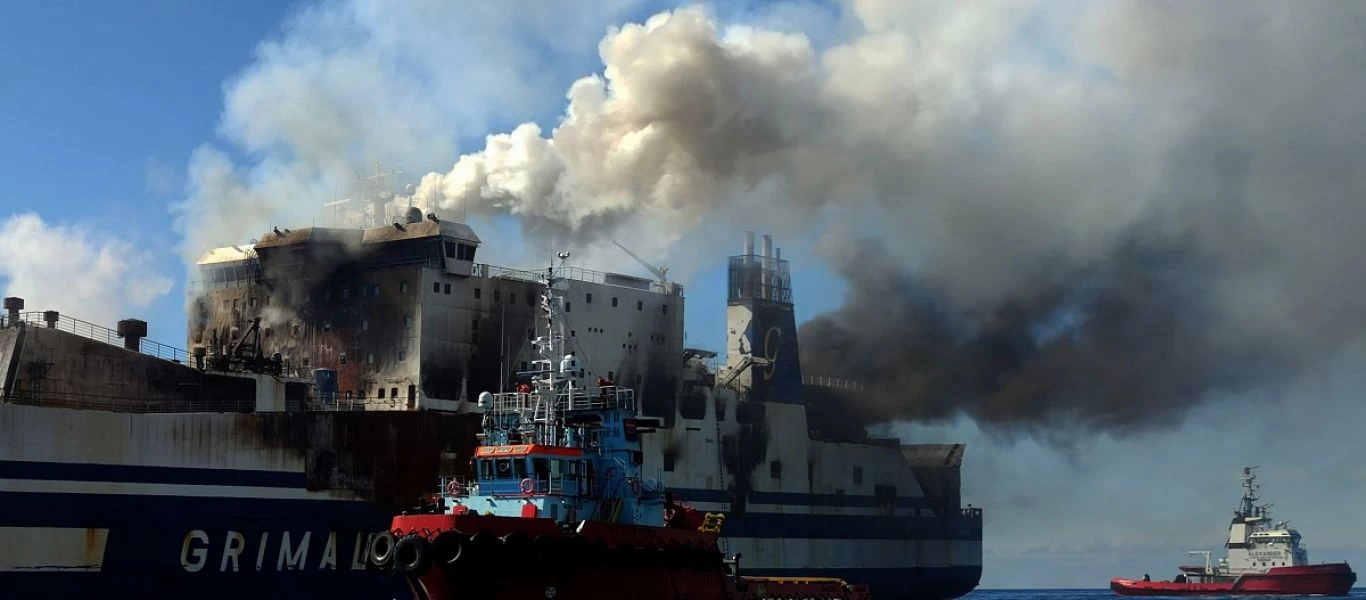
[1238,466,1259,518]
[533,251,573,446]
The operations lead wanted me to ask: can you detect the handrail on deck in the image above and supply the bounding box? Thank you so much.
[2,311,189,363]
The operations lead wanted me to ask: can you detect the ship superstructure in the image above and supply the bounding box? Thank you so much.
[0,180,982,599]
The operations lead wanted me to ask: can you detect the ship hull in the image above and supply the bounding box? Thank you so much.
[0,404,981,600]
[1111,564,1357,596]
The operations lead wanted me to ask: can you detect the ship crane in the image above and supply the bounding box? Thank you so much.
[611,239,668,283]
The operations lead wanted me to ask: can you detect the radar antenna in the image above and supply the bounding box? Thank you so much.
[611,239,668,283]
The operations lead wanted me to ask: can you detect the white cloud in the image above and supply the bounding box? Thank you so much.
[0,213,174,327]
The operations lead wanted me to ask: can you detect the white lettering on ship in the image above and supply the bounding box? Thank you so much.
[180,530,378,572]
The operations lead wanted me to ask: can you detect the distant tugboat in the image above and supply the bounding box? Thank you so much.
[1111,467,1356,596]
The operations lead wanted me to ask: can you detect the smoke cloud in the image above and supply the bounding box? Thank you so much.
[171,0,646,269]
[404,1,1366,436]
[185,0,1366,438]
[0,213,174,327]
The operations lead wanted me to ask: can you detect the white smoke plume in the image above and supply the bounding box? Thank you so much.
[172,0,647,269]
[0,213,174,327]
[181,0,1366,437]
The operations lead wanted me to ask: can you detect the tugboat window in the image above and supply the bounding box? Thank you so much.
[496,459,511,477]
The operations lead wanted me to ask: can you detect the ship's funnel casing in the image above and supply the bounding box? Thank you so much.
[725,232,802,405]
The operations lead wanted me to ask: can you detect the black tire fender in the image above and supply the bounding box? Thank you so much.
[393,534,432,577]
[367,531,397,573]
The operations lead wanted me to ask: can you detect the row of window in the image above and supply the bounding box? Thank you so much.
[443,240,477,262]
[565,295,667,315]
[221,279,432,312]
[323,282,408,301]
[464,285,536,307]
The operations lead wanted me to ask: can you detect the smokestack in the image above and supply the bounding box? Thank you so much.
[3,297,22,326]
[42,311,58,329]
[744,230,755,259]
[776,247,781,261]
[761,234,774,299]
[117,318,148,352]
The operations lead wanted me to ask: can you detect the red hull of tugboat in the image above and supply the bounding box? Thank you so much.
[1111,564,1357,596]
[374,514,871,600]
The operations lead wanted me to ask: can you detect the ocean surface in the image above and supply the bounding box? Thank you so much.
[963,590,1366,600]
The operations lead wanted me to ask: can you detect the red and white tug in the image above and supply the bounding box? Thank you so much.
[1111,467,1355,596]
[363,252,873,600]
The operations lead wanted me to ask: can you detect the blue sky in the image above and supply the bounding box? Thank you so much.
[0,1,301,338]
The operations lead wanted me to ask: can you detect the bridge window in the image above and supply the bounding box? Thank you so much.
[612,296,618,307]
[770,460,782,480]
[474,287,481,299]
[495,459,512,478]
[853,466,864,485]
[586,293,593,304]
[494,290,501,302]
[637,300,643,311]
[434,282,441,293]
[445,283,451,295]
[533,458,550,478]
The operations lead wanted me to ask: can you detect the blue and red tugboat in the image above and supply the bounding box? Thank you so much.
[364,252,872,600]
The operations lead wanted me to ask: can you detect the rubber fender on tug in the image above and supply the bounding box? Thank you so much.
[431,530,469,570]
[531,534,561,563]
[366,531,398,574]
[393,534,433,577]
[560,536,592,567]
[500,530,532,556]
[468,530,500,564]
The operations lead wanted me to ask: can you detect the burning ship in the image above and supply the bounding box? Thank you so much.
[0,196,982,599]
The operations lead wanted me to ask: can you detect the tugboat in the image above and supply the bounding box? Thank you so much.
[363,252,873,600]
[1111,467,1356,596]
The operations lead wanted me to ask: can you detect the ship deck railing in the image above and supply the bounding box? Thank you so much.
[478,263,682,296]
[442,474,609,500]
[296,393,416,412]
[486,388,637,416]
[961,507,984,519]
[802,375,867,392]
[2,311,190,363]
